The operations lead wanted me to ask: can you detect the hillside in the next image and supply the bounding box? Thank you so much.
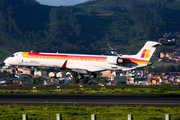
[76,0,180,53]
[0,0,180,60]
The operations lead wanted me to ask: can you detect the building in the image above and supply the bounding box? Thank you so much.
[66,72,71,77]
[56,72,66,78]
[44,80,57,85]
[164,33,172,37]
[49,72,56,78]
[0,79,7,85]
[158,38,168,43]
[15,67,31,75]
[101,70,113,78]
[34,71,47,77]
[160,53,165,58]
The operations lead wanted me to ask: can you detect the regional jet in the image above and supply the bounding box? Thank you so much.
[4,41,161,79]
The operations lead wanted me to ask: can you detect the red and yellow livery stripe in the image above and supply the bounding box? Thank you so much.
[122,58,148,64]
[141,49,150,58]
[22,52,148,64]
[22,52,107,62]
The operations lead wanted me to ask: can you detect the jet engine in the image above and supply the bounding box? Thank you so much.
[106,56,123,64]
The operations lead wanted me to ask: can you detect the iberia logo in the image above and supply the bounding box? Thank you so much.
[141,49,150,58]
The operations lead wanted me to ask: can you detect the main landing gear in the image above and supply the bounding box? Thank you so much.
[77,73,97,79]
[77,73,84,79]
[90,72,97,78]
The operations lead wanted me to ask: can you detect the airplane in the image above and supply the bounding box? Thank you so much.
[4,41,161,79]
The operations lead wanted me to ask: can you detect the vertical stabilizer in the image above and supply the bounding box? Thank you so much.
[135,41,161,61]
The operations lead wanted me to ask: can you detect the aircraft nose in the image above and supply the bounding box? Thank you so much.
[4,58,10,66]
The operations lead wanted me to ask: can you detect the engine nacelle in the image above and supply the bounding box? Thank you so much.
[106,56,123,64]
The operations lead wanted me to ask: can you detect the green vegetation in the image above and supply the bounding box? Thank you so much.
[0,104,180,120]
[0,87,180,94]
[0,0,180,59]
[0,48,11,61]
[147,64,180,74]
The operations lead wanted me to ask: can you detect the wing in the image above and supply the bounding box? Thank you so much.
[61,60,104,74]
[70,66,104,74]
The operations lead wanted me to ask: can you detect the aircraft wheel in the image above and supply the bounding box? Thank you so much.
[78,74,84,79]
[90,73,97,78]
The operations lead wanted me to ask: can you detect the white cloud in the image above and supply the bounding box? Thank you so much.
[37,0,88,6]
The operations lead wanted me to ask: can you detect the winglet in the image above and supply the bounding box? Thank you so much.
[61,60,67,68]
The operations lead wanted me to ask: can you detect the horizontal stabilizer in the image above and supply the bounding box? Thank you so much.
[161,43,177,45]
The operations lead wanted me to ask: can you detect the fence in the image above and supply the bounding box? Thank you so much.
[32,85,107,92]
[22,114,171,120]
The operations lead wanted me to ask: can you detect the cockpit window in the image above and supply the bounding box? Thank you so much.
[10,55,14,57]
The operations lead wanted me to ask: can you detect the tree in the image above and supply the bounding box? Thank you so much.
[166,65,176,72]
[127,1,165,38]
[49,7,81,42]
[176,65,180,71]
[105,33,110,42]
[82,77,89,85]
[71,71,78,85]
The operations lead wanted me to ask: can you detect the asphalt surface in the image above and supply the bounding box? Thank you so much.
[0,94,180,107]
[0,86,180,90]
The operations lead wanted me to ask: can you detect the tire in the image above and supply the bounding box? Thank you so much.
[90,73,97,78]
[78,74,84,79]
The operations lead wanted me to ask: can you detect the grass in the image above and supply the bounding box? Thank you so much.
[0,86,180,119]
[0,104,180,120]
[0,87,180,94]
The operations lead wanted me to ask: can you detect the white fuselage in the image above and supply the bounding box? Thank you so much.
[4,41,161,74]
[4,52,145,73]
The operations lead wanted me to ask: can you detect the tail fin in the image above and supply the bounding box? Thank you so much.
[135,41,161,61]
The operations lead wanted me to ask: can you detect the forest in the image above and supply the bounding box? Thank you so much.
[0,0,180,59]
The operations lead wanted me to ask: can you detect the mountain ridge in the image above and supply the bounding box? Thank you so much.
[0,0,179,59]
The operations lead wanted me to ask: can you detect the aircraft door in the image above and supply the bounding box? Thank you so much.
[16,53,22,64]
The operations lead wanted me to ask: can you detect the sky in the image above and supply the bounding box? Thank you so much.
[36,0,88,6]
